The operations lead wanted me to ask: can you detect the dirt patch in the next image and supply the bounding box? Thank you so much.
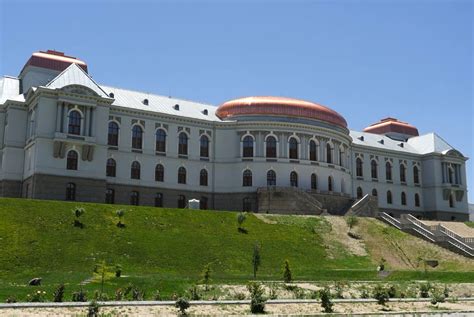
[323,216,368,257]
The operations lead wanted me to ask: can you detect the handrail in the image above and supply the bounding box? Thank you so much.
[438,225,474,250]
[351,194,369,210]
[379,213,402,230]
[402,214,435,237]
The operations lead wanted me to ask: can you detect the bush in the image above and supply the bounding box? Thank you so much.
[443,284,450,298]
[235,292,246,300]
[387,284,397,298]
[346,215,359,232]
[188,285,201,300]
[319,287,333,313]
[268,283,278,300]
[378,258,386,271]
[72,288,88,302]
[237,212,247,233]
[293,287,305,299]
[73,207,85,228]
[26,290,47,302]
[431,288,445,305]
[115,264,122,278]
[175,297,190,315]
[359,287,369,299]
[247,282,266,314]
[116,209,126,228]
[334,281,344,299]
[283,260,292,283]
[419,283,431,298]
[373,284,389,306]
[87,300,99,317]
[310,290,319,299]
[115,288,124,301]
[153,290,161,300]
[93,290,109,301]
[5,295,17,303]
[53,284,65,302]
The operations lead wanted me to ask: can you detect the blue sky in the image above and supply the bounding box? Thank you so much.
[1,0,473,202]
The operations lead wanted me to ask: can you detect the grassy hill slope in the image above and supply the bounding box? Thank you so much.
[0,198,472,301]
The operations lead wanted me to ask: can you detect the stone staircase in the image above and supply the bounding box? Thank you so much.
[257,187,324,215]
[379,212,474,258]
[346,194,379,217]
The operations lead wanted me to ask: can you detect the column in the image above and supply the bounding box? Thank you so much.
[56,103,62,132]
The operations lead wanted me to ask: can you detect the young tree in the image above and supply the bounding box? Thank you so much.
[247,282,266,314]
[175,297,190,315]
[116,209,125,228]
[346,215,358,232]
[283,260,292,283]
[252,243,261,279]
[319,287,333,313]
[73,207,85,228]
[201,263,212,291]
[93,260,114,296]
[237,212,247,233]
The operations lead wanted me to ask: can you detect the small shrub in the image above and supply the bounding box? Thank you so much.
[73,207,85,228]
[201,264,212,291]
[131,286,145,301]
[334,281,344,299]
[283,260,292,283]
[319,287,333,313]
[237,212,247,233]
[283,284,298,291]
[72,288,88,302]
[175,297,190,315]
[26,290,47,302]
[115,288,124,301]
[443,284,450,298]
[87,300,99,317]
[53,284,65,302]
[5,295,17,303]
[293,287,305,299]
[387,284,397,298]
[431,288,445,305]
[360,287,369,299]
[153,290,161,300]
[346,215,359,232]
[310,290,319,299]
[188,285,201,300]
[378,258,386,271]
[235,292,246,300]
[93,290,109,301]
[419,283,431,298]
[116,209,126,228]
[268,283,278,300]
[373,284,389,306]
[115,264,122,278]
[247,282,266,314]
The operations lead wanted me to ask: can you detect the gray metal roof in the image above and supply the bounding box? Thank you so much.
[350,130,455,155]
[100,85,221,122]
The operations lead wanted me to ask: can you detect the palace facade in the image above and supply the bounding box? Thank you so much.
[0,50,469,220]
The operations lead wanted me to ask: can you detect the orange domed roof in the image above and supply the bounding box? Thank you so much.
[363,117,419,136]
[216,96,347,128]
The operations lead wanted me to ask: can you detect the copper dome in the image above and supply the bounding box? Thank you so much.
[216,96,347,128]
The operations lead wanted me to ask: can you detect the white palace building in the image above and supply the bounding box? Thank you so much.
[0,50,469,220]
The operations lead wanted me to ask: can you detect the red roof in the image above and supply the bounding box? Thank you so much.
[363,117,419,136]
[21,50,88,74]
[216,96,347,128]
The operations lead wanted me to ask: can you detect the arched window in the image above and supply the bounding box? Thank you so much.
[108,122,119,146]
[339,147,344,166]
[356,158,363,177]
[66,183,76,201]
[105,188,115,204]
[415,193,420,207]
[200,169,208,186]
[155,164,164,182]
[326,143,333,163]
[178,167,187,184]
[400,164,406,183]
[130,191,139,205]
[200,135,209,158]
[386,162,392,181]
[68,110,82,135]
[155,129,166,153]
[132,125,143,150]
[266,136,277,158]
[371,160,378,179]
[155,193,163,207]
[290,171,298,187]
[131,161,141,179]
[106,158,116,177]
[449,194,454,208]
[242,169,252,187]
[328,176,333,192]
[67,150,78,170]
[311,173,317,190]
[401,192,407,205]
[289,137,298,159]
[356,186,363,199]
[242,135,254,157]
[387,190,393,204]
[243,197,252,212]
[372,188,378,197]
[413,166,420,184]
[309,140,318,161]
[200,196,208,210]
[267,170,276,186]
[178,132,188,155]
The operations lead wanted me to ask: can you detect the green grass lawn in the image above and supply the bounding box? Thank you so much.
[0,198,472,302]
[466,222,474,229]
